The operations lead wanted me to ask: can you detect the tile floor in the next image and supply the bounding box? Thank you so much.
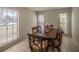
[3,36,79,52]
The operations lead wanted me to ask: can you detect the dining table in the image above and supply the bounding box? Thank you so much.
[31,28,57,51]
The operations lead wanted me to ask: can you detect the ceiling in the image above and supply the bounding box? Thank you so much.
[28,7,67,11]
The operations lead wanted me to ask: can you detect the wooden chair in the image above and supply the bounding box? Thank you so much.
[49,25,53,29]
[32,26,41,33]
[27,34,48,52]
[53,28,63,51]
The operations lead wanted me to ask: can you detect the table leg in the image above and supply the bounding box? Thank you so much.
[41,40,42,52]
[48,39,54,52]
[52,40,54,51]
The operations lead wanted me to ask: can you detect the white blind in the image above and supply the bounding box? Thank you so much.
[0,8,19,44]
[59,13,68,34]
[38,15,44,32]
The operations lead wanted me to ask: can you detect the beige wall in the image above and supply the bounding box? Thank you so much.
[19,8,37,39]
[6,7,37,39]
[38,9,59,28]
[72,7,79,50]
[38,8,72,36]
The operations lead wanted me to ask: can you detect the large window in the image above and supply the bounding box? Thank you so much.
[59,13,68,34]
[0,8,19,44]
[38,15,44,32]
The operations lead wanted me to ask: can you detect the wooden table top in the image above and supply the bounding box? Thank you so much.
[32,29,57,39]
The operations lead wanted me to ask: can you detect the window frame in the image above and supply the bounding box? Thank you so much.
[0,8,19,46]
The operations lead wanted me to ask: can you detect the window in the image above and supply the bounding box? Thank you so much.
[0,8,19,44]
[38,15,44,32]
[59,13,68,34]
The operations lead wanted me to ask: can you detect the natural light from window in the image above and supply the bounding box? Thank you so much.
[59,13,68,34]
[0,8,19,44]
[38,15,44,32]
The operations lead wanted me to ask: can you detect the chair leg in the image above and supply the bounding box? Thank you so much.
[47,46,49,52]
[30,46,34,52]
[30,49,33,52]
[52,46,54,52]
[30,48,33,52]
[58,48,61,52]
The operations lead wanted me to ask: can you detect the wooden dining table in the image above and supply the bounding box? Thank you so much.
[32,29,57,39]
[31,29,57,51]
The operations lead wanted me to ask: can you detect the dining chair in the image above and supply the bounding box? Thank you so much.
[32,26,41,33]
[27,34,48,52]
[49,25,53,30]
[53,28,63,51]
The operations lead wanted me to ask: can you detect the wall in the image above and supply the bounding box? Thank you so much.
[38,9,60,28]
[18,8,37,39]
[38,8,72,36]
[6,7,37,39]
[72,8,79,50]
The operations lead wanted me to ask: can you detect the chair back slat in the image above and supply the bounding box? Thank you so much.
[55,27,63,47]
[27,33,48,52]
[32,26,41,33]
[53,27,63,51]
